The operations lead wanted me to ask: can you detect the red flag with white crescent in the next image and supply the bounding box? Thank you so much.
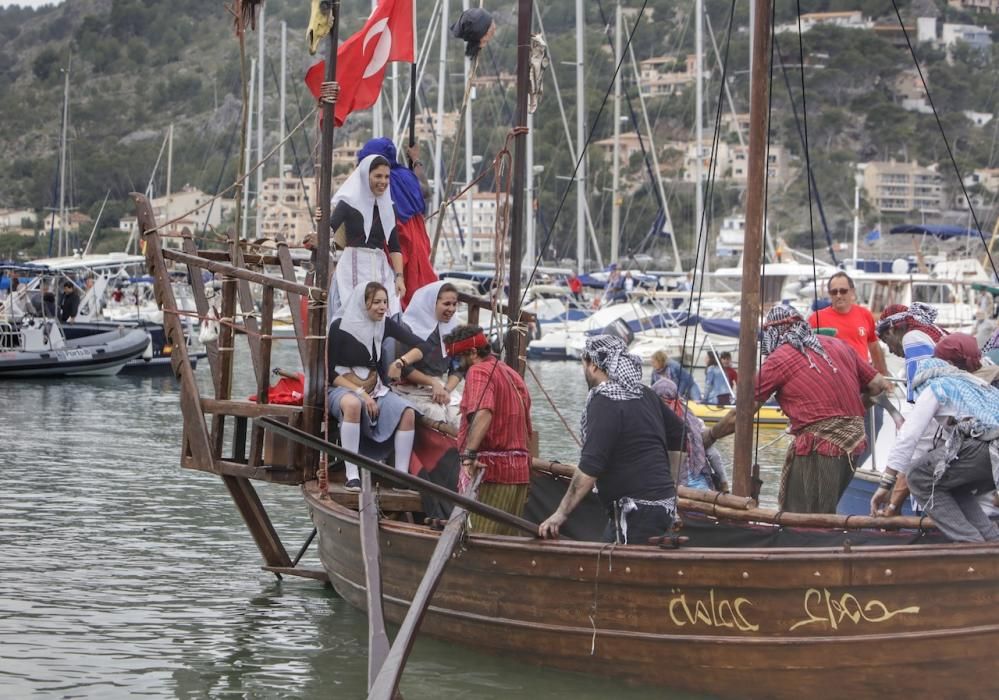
[305,0,414,127]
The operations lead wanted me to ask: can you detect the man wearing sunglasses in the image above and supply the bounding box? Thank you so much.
[808,271,888,466]
[808,272,887,374]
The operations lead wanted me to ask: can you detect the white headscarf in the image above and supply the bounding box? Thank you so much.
[331,154,396,243]
[338,281,387,362]
[402,281,459,355]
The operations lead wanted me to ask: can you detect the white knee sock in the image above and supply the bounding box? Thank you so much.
[340,421,361,482]
[394,429,415,474]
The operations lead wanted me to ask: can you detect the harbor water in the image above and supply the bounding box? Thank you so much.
[0,341,787,699]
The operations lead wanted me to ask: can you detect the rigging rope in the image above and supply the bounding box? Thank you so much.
[794,0,823,317]
[144,107,318,235]
[889,0,999,280]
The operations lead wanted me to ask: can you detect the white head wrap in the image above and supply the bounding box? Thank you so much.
[331,154,396,242]
[338,281,387,362]
[402,280,459,355]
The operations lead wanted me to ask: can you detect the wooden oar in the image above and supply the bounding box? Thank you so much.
[258,417,538,536]
[367,470,485,700]
[359,468,390,688]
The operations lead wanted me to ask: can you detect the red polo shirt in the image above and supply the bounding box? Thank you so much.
[808,304,877,362]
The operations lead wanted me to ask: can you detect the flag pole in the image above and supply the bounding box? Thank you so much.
[408,0,418,163]
[304,0,342,457]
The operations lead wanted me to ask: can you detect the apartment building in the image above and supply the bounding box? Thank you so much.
[437,189,511,266]
[860,161,945,214]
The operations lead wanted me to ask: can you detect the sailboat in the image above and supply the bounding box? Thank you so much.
[134,1,999,699]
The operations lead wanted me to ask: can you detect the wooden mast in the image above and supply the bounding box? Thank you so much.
[504,0,532,370]
[731,0,772,497]
[304,1,342,454]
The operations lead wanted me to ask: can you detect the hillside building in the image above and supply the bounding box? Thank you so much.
[639,54,697,96]
[948,0,999,14]
[774,11,872,34]
[860,161,946,214]
[0,208,38,235]
[436,188,510,266]
[119,186,236,249]
[681,140,791,187]
[258,175,320,247]
[594,133,649,164]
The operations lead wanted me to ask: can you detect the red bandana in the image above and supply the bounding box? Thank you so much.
[446,332,488,356]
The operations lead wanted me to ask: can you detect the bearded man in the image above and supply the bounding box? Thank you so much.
[709,305,891,513]
[539,335,687,544]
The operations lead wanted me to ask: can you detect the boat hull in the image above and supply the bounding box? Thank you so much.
[688,399,788,427]
[306,482,999,699]
[0,328,150,378]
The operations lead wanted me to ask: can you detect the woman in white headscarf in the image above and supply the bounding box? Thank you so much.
[327,281,428,490]
[393,281,463,434]
[327,154,405,322]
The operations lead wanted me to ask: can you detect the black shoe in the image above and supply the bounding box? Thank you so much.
[344,479,361,491]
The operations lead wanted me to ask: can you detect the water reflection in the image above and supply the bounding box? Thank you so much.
[0,343,775,698]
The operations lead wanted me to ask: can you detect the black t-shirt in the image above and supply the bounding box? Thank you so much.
[577,387,684,509]
[327,316,427,382]
[329,200,401,253]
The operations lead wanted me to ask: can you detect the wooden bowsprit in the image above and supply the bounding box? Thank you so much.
[367,469,485,700]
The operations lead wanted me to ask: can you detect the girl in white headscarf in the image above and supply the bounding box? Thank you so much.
[327,154,405,322]
[327,281,428,490]
[393,281,464,434]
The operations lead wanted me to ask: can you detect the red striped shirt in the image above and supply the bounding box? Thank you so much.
[458,356,532,484]
[755,336,877,456]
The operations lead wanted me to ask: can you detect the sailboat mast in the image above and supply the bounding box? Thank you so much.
[505,0,532,369]
[694,0,705,270]
[372,0,383,137]
[463,0,474,268]
[58,59,70,257]
[242,58,256,241]
[279,21,287,210]
[575,0,586,274]
[731,0,772,497]
[525,109,535,267]
[166,123,173,228]
[432,0,449,255]
[308,0,344,452]
[610,2,622,265]
[256,5,266,239]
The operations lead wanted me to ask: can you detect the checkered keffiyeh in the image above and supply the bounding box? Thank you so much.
[876,302,945,342]
[983,326,999,353]
[761,304,836,372]
[580,334,644,441]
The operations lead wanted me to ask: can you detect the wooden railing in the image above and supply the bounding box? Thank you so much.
[133,193,538,567]
[133,195,536,484]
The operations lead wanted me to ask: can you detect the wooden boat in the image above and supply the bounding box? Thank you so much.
[305,477,999,700]
[688,398,787,427]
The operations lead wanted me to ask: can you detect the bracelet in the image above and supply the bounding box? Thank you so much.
[460,449,477,462]
[394,357,407,368]
[395,272,404,278]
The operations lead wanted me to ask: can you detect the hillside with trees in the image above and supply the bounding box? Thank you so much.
[1,0,997,265]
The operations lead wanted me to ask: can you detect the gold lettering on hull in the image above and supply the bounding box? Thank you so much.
[667,589,759,632]
[789,588,921,632]
[664,588,920,634]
